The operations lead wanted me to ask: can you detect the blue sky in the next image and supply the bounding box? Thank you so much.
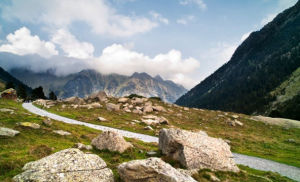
[0,0,298,88]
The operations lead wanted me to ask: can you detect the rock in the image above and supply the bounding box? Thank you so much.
[64,97,85,105]
[142,115,169,125]
[13,148,114,182]
[106,103,120,111]
[18,122,40,129]
[53,130,71,136]
[118,97,129,103]
[232,115,239,119]
[98,117,107,121]
[123,107,131,113]
[0,108,14,114]
[128,104,134,109]
[0,88,17,100]
[88,91,108,102]
[0,127,20,137]
[159,128,239,172]
[74,143,93,150]
[234,119,243,126]
[90,102,102,108]
[183,107,189,111]
[152,105,166,112]
[286,138,296,143]
[143,105,153,113]
[118,157,196,182]
[132,109,143,114]
[144,126,153,130]
[91,131,132,153]
[177,169,198,176]
[61,104,66,109]
[146,151,157,156]
[131,98,144,105]
[132,120,141,123]
[145,101,152,106]
[42,118,53,126]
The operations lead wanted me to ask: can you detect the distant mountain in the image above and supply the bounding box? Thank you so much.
[0,67,32,93]
[10,69,187,103]
[176,1,300,120]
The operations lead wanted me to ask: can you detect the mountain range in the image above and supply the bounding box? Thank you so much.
[176,1,300,120]
[9,68,187,103]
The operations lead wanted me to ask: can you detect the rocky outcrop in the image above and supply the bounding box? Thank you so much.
[118,157,196,182]
[0,127,20,137]
[91,131,133,153]
[0,88,17,100]
[159,128,239,172]
[64,97,85,105]
[13,148,114,182]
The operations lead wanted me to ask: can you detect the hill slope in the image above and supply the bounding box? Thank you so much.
[176,1,300,120]
[0,67,32,93]
[10,69,187,103]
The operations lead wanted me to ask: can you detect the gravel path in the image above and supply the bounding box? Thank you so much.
[23,103,300,181]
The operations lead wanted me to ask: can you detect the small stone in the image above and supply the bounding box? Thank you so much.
[18,122,40,129]
[146,151,157,156]
[53,130,71,136]
[74,143,93,150]
[0,127,20,137]
[42,118,53,126]
[118,97,129,103]
[98,117,107,121]
[144,126,153,130]
[232,115,239,119]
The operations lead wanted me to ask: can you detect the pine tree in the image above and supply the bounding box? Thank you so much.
[5,82,15,89]
[17,84,27,99]
[31,86,46,100]
[49,91,57,100]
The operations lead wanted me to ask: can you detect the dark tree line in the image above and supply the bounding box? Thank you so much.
[4,82,57,101]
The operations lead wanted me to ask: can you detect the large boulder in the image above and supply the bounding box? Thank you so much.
[64,97,85,105]
[106,103,120,111]
[91,131,133,153]
[0,88,17,100]
[0,127,20,137]
[118,97,129,103]
[159,128,239,172]
[88,91,107,102]
[13,148,114,182]
[118,157,196,182]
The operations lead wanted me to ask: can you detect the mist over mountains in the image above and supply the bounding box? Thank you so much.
[9,68,187,103]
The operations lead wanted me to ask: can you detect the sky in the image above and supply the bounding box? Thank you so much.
[0,0,298,89]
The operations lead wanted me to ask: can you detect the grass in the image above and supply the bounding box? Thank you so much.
[0,99,296,181]
[39,97,300,168]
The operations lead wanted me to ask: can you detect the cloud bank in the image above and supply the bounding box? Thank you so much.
[0,27,200,88]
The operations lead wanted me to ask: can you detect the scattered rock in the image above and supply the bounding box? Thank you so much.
[132,120,141,123]
[152,105,166,112]
[142,115,169,125]
[88,91,108,102]
[18,122,40,129]
[64,97,85,105]
[123,107,131,113]
[159,128,239,172]
[234,119,243,126]
[177,169,198,176]
[118,97,129,103]
[227,119,243,127]
[106,103,120,111]
[98,117,107,122]
[144,126,153,130]
[146,151,157,156]
[0,127,20,137]
[13,148,114,182]
[132,109,143,114]
[90,102,102,108]
[143,105,153,113]
[232,115,239,119]
[91,131,133,153]
[118,157,196,182]
[131,98,146,105]
[74,143,93,150]
[53,130,71,136]
[0,108,14,114]
[286,138,296,143]
[0,88,17,100]
[42,118,53,126]
[183,107,190,111]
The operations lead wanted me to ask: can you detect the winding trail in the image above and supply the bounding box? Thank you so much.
[23,103,300,181]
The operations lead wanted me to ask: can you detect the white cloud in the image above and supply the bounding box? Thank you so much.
[1,0,157,37]
[179,0,207,10]
[260,13,276,26]
[94,44,200,88]
[177,15,195,25]
[51,29,94,59]
[0,27,58,58]
[150,11,169,25]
